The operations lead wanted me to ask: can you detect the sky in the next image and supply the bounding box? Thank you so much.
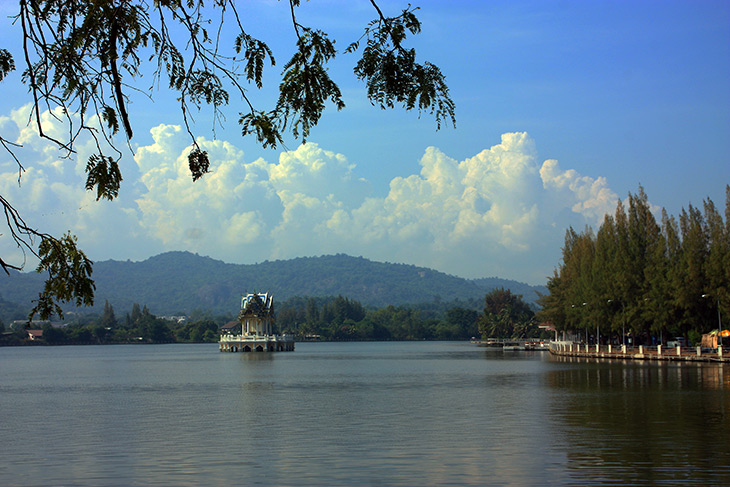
[0,0,729,286]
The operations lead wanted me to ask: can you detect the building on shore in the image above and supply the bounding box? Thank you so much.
[219,292,294,352]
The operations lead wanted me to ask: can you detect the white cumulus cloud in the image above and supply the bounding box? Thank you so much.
[1,106,622,283]
[540,158,618,224]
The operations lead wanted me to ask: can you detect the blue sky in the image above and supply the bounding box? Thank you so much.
[1,0,728,285]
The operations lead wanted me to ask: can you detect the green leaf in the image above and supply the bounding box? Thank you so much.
[235,33,275,89]
[187,70,229,106]
[276,29,344,141]
[0,49,15,82]
[85,154,123,201]
[32,233,95,320]
[188,148,210,182]
[101,105,119,134]
[239,111,283,149]
[350,7,455,129]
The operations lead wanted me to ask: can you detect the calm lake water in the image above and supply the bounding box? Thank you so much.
[1,341,729,486]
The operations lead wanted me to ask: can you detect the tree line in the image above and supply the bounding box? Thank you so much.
[0,301,219,345]
[276,290,547,341]
[537,185,729,346]
[276,295,479,341]
[2,289,549,345]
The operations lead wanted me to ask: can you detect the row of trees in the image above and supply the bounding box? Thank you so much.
[537,186,729,345]
[278,295,366,329]
[277,290,545,341]
[276,295,479,341]
[3,288,547,345]
[0,301,220,345]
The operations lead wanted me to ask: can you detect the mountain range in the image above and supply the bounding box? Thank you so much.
[0,252,547,318]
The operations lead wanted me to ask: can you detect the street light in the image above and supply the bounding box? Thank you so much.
[588,302,600,346]
[642,297,658,345]
[702,293,723,348]
[608,299,626,347]
[572,302,588,343]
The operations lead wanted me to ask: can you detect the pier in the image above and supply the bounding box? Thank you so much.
[549,341,728,363]
[472,339,550,350]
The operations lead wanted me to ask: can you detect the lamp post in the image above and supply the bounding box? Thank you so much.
[608,299,626,347]
[643,297,656,345]
[702,293,723,348]
[572,302,588,343]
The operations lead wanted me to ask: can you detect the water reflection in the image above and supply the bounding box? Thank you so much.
[545,359,730,486]
[549,356,729,390]
[2,343,729,486]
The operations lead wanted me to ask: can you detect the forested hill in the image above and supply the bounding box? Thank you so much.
[0,252,546,317]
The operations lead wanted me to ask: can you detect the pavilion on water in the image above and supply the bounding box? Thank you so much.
[219,292,294,352]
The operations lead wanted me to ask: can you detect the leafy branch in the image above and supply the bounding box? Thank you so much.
[1,0,455,319]
[346,3,455,129]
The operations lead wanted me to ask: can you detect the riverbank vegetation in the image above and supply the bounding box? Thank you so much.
[477,288,538,340]
[537,185,729,345]
[1,287,548,345]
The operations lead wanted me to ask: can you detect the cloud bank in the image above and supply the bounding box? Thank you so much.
[1,106,619,283]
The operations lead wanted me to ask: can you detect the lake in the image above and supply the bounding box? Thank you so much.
[1,341,728,486]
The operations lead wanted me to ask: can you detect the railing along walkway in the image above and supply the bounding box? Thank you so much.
[549,342,728,363]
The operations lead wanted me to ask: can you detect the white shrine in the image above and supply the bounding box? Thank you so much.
[219,292,294,352]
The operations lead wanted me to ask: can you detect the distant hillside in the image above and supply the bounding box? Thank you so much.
[0,252,546,318]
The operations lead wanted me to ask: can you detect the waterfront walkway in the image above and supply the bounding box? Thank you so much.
[549,341,729,363]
